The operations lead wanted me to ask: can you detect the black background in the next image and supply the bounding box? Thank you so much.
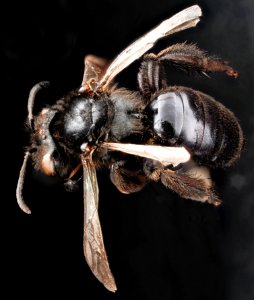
[5,0,254,299]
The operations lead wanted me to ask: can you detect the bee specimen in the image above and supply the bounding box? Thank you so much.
[16,5,243,292]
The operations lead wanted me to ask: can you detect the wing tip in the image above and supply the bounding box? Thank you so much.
[187,4,202,17]
[193,4,202,14]
[104,282,117,293]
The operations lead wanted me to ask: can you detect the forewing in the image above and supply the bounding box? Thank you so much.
[81,155,117,292]
[98,5,202,90]
[102,142,191,167]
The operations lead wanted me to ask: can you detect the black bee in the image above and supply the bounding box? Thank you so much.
[16,5,243,292]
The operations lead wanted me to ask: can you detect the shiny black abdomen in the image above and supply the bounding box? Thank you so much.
[149,86,243,167]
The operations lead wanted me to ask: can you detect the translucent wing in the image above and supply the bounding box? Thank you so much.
[101,142,191,167]
[81,155,117,292]
[97,5,202,90]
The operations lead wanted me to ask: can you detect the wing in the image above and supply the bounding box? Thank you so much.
[97,5,202,91]
[101,142,191,167]
[79,55,111,92]
[80,155,117,292]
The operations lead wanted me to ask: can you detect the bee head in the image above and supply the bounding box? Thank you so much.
[26,82,72,178]
[30,108,62,176]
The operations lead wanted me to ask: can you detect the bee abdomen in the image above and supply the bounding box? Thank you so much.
[197,89,244,167]
[149,87,243,168]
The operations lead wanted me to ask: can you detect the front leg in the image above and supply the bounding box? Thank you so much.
[138,43,238,99]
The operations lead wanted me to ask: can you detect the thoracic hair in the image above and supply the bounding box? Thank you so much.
[108,88,146,142]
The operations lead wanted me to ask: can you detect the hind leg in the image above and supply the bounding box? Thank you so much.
[138,43,238,99]
[143,159,221,206]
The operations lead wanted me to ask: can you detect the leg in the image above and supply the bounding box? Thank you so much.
[138,43,238,98]
[143,159,221,206]
[110,159,148,194]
